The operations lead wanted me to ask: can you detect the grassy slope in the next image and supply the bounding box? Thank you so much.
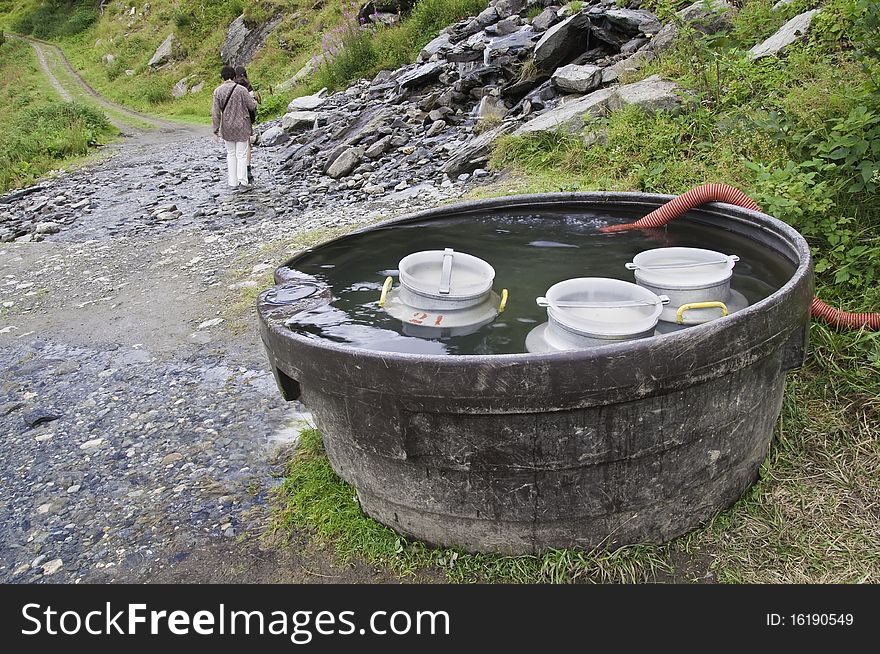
[0,0,342,122]
[0,0,488,122]
[0,36,116,192]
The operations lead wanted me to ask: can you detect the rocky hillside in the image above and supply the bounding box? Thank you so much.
[252,0,821,198]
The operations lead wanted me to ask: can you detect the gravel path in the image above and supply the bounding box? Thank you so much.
[0,123,480,583]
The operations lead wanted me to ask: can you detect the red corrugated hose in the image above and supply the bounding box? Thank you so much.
[599,183,880,330]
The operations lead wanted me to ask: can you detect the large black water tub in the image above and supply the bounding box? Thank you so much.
[258,193,813,554]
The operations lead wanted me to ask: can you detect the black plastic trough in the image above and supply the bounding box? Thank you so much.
[257,192,813,554]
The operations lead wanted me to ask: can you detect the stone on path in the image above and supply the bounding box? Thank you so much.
[326,147,364,179]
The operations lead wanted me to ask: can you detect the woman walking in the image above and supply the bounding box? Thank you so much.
[234,65,259,184]
[212,65,256,188]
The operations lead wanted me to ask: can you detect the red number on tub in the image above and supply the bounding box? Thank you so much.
[409,312,428,325]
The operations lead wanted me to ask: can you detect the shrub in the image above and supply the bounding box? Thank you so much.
[313,0,487,91]
[143,80,172,105]
[12,0,98,39]
[0,101,112,191]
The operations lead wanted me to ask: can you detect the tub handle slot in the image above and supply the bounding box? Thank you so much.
[378,276,394,307]
[439,248,454,295]
[676,301,729,324]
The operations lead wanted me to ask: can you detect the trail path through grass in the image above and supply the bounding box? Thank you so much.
[9,32,204,135]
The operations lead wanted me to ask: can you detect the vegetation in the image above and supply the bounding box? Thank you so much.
[495,0,880,300]
[312,0,487,91]
[0,37,114,192]
[5,0,99,40]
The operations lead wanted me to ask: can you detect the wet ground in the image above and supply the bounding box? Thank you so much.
[0,126,471,583]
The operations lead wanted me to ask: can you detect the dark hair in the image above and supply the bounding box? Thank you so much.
[220,65,236,80]
[234,65,252,91]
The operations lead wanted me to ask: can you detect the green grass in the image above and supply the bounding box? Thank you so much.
[274,429,683,583]
[0,37,115,192]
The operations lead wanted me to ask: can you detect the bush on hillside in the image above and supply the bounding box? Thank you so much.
[314,0,487,91]
[12,0,98,39]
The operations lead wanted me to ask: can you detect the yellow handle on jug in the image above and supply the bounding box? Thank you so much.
[378,276,393,308]
[676,301,729,324]
[498,289,509,313]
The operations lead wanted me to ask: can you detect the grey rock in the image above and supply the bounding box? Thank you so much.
[531,8,560,32]
[41,559,63,576]
[35,221,61,235]
[651,0,737,53]
[487,26,540,56]
[171,77,189,100]
[601,49,655,84]
[748,10,819,58]
[326,147,364,179]
[607,75,682,114]
[551,64,603,93]
[489,16,522,36]
[189,81,204,94]
[363,183,385,195]
[534,11,592,71]
[22,405,57,429]
[678,0,737,29]
[419,33,452,61]
[397,61,446,89]
[259,125,289,147]
[281,111,318,132]
[333,106,394,145]
[494,0,527,19]
[148,33,180,68]
[604,9,662,36]
[79,438,104,450]
[649,24,678,53]
[102,54,116,65]
[365,135,393,159]
[277,55,327,92]
[220,14,283,67]
[287,92,327,111]
[515,87,614,135]
[442,123,515,174]
[620,37,649,56]
[476,6,500,25]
